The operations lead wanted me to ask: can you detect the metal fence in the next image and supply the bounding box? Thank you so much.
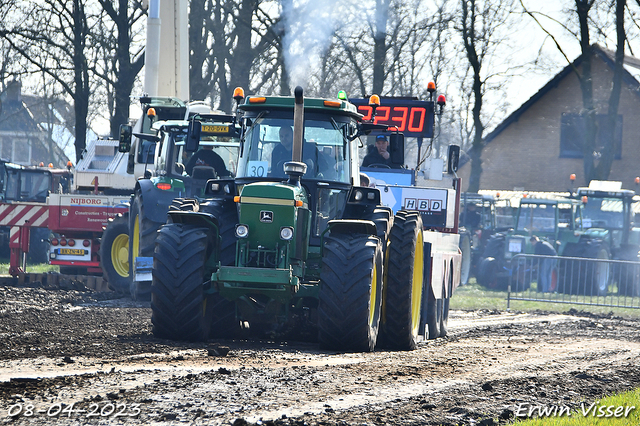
[507,254,640,309]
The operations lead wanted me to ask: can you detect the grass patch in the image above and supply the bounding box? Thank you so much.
[512,388,640,425]
[0,262,59,275]
[451,280,640,319]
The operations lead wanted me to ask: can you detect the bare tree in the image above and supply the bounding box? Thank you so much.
[93,0,146,137]
[459,0,517,193]
[521,0,627,184]
[189,0,282,111]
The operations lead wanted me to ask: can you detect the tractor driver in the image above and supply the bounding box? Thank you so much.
[362,134,399,168]
[271,126,330,177]
[185,144,231,177]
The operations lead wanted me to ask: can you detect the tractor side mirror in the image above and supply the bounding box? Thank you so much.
[447,144,460,174]
[389,133,405,166]
[186,120,201,152]
[118,124,132,153]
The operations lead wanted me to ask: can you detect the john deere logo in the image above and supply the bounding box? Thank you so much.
[260,211,273,223]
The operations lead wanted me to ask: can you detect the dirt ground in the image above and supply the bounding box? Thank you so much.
[1,285,640,425]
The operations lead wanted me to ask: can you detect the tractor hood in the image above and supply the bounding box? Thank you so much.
[236,182,310,268]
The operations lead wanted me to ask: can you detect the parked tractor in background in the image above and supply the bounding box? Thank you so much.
[569,180,640,296]
[476,195,583,291]
[110,112,240,299]
[149,87,461,352]
[47,96,201,280]
[458,193,516,285]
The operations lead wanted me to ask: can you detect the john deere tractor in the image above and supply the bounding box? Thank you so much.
[150,87,453,352]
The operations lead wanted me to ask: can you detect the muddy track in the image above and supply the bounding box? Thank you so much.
[1,286,639,425]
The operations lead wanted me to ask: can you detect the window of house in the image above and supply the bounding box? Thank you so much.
[13,139,31,163]
[1,138,11,159]
[559,113,622,159]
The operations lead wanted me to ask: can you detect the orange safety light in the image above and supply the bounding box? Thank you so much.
[156,183,172,191]
[437,94,446,106]
[368,94,380,107]
[427,81,436,93]
[496,192,501,197]
[48,163,53,168]
[39,162,44,167]
[636,177,640,185]
[67,161,73,169]
[570,173,576,181]
[248,97,266,104]
[324,100,341,108]
[147,107,156,118]
[233,87,245,100]
[582,196,588,204]
[295,200,303,207]
[234,196,241,203]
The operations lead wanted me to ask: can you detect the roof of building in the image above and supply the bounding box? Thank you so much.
[461,44,640,166]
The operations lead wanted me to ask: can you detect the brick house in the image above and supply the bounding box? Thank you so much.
[458,45,640,192]
[0,80,71,167]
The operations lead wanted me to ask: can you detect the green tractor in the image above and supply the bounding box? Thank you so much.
[571,181,640,296]
[476,196,583,291]
[110,113,240,300]
[150,87,456,351]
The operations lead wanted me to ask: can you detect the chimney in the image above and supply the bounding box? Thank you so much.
[5,80,21,102]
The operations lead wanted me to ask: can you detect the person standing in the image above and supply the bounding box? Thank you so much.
[530,235,557,292]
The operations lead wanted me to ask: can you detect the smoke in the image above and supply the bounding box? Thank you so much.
[280,0,351,91]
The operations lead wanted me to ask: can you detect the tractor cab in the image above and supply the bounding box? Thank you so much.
[140,116,240,198]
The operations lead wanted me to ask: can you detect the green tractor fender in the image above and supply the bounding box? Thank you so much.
[324,219,377,238]
[135,178,186,224]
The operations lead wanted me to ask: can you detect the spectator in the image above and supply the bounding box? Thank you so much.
[530,235,557,292]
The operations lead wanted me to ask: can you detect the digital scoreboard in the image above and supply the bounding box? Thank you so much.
[349,98,435,138]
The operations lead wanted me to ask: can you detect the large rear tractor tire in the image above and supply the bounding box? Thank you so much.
[476,234,506,289]
[318,233,383,352]
[459,231,472,285]
[615,244,640,297]
[99,213,130,294]
[559,241,611,296]
[151,223,214,341]
[588,244,611,296]
[379,211,425,350]
[365,207,392,248]
[129,192,165,301]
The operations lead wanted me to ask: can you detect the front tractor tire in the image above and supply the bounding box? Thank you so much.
[318,233,383,352]
[99,213,130,294]
[151,223,214,342]
[379,211,425,350]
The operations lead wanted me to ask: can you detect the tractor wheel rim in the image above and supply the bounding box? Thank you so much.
[111,234,130,277]
[411,230,424,336]
[133,214,140,260]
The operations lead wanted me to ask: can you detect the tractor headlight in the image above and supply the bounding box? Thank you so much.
[354,190,363,201]
[280,226,294,240]
[235,224,249,238]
